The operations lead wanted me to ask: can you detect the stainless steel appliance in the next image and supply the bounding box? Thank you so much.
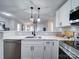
[74,32,79,48]
[4,40,21,59]
[70,6,79,26]
[74,32,79,40]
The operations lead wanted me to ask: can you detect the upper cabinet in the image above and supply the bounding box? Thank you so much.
[72,0,79,10]
[56,10,60,27]
[60,0,71,27]
[56,0,71,27]
[56,0,79,28]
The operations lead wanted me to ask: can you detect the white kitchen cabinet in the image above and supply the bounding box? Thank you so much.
[52,41,59,59]
[21,45,44,59]
[44,41,59,59]
[72,0,79,10]
[56,0,71,27]
[0,32,3,59]
[60,0,71,27]
[21,45,32,59]
[44,41,52,59]
[21,41,32,59]
[21,40,59,59]
[0,40,3,59]
[56,10,61,27]
[33,45,44,59]
[21,41,44,59]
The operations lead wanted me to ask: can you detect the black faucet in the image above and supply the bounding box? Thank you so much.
[32,31,36,36]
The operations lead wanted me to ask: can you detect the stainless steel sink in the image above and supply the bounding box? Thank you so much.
[25,36,42,39]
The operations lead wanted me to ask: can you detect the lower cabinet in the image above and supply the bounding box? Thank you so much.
[21,41,44,59]
[33,45,44,59]
[0,40,58,59]
[52,41,59,59]
[21,45,44,59]
[0,40,3,59]
[44,41,59,59]
[21,40,59,59]
[44,41,52,59]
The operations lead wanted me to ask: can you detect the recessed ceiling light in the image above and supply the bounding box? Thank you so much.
[1,12,13,16]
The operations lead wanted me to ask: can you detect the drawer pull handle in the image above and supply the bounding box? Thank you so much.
[52,42,54,46]
[31,46,34,51]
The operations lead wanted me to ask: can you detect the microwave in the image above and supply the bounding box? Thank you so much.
[70,7,79,26]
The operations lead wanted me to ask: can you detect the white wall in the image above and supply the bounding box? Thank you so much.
[0,17,23,31]
[47,19,54,32]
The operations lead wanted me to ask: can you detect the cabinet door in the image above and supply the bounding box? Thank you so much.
[60,0,71,27]
[21,41,44,59]
[51,41,59,59]
[33,45,44,59]
[44,41,59,59]
[72,0,79,10]
[0,40,3,59]
[21,41,32,59]
[44,41,52,59]
[56,10,61,27]
[21,45,32,59]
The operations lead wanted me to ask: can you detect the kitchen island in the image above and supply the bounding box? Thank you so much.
[0,31,76,59]
[1,39,59,59]
[0,32,60,59]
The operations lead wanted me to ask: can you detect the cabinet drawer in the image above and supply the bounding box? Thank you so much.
[53,41,59,46]
[21,41,44,45]
[44,41,59,46]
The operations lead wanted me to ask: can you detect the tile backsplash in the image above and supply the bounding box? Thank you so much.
[62,26,79,32]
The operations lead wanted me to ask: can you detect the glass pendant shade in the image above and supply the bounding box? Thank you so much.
[30,7,33,22]
[37,7,40,22]
[37,18,40,22]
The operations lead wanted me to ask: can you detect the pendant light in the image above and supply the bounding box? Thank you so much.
[30,6,41,36]
[37,7,40,22]
[30,7,34,22]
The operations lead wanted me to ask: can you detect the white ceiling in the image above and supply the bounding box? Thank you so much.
[0,0,67,23]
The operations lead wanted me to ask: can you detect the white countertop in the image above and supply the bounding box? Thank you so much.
[1,31,74,41]
[3,36,73,41]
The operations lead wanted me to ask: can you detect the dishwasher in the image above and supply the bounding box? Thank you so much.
[4,40,21,59]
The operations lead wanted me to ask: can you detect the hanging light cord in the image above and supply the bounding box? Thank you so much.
[30,7,40,36]
[30,7,33,18]
[38,7,40,18]
[30,7,36,36]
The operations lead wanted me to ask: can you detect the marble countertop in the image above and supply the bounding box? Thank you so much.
[1,31,74,41]
[2,36,73,41]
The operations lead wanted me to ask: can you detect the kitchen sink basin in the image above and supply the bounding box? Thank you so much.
[25,36,42,39]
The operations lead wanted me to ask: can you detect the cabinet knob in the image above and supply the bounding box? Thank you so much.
[60,22,62,26]
[44,46,46,51]
[31,46,34,51]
